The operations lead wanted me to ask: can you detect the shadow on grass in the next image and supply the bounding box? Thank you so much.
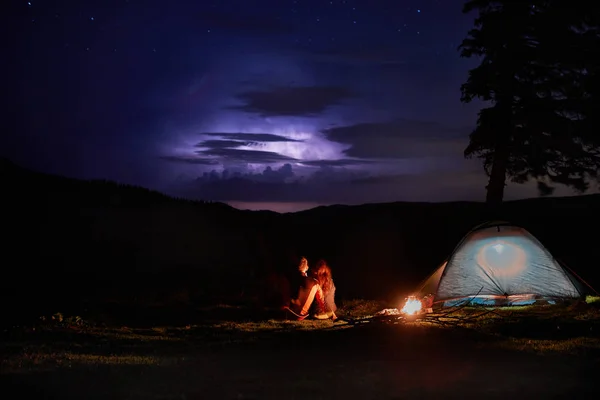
[490,317,599,340]
[2,321,599,400]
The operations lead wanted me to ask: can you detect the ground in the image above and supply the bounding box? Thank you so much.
[1,300,600,399]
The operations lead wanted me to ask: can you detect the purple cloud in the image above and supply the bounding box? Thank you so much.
[229,86,356,117]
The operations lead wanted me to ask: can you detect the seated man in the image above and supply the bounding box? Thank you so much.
[285,257,321,320]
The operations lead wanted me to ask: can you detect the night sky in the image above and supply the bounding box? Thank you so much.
[2,0,582,212]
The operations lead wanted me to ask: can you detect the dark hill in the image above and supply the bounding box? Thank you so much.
[1,158,599,321]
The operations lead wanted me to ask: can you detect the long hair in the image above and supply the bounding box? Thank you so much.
[313,260,334,293]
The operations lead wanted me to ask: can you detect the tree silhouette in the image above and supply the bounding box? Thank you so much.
[459,1,600,205]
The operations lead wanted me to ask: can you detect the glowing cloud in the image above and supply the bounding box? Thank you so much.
[162,119,352,170]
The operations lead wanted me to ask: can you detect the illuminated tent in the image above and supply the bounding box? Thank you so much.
[416,221,596,307]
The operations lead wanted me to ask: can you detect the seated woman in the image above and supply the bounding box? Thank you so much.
[311,260,338,321]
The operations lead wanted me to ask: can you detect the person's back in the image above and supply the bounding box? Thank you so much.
[312,260,338,320]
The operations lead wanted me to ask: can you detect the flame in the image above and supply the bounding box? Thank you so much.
[401,296,422,315]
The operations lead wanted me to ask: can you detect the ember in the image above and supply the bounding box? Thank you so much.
[377,308,401,316]
[401,296,422,315]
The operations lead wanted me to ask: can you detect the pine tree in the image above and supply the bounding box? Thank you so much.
[459,0,600,204]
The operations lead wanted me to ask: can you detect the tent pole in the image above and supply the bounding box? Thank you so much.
[556,258,599,296]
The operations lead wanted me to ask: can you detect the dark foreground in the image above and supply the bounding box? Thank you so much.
[2,303,600,400]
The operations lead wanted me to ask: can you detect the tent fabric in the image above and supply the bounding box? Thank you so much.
[442,294,553,307]
[416,221,592,305]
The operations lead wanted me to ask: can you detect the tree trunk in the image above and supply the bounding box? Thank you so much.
[485,103,511,207]
[485,141,509,206]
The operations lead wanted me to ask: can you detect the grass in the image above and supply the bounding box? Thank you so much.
[492,336,600,355]
[1,300,368,374]
[4,350,164,372]
[1,300,599,399]
[408,301,600,357]
[587,295,600,304]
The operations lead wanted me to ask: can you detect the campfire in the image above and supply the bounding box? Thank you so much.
[401,296,422,315]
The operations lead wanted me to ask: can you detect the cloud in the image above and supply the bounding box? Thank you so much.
[298,159,375,167]
[167,160,588,209]
[194,11,294,35]
[159,155,219,165]
[172,164,340,203]
[167,160,590,207]
[168,162,488,204]
[196,148,297,163]
[321,119,470,159]
[198,163,295,184]
[163,132,307,167]
[195,140,246,149]
[228,86,355,117]
[202,132,302,143]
